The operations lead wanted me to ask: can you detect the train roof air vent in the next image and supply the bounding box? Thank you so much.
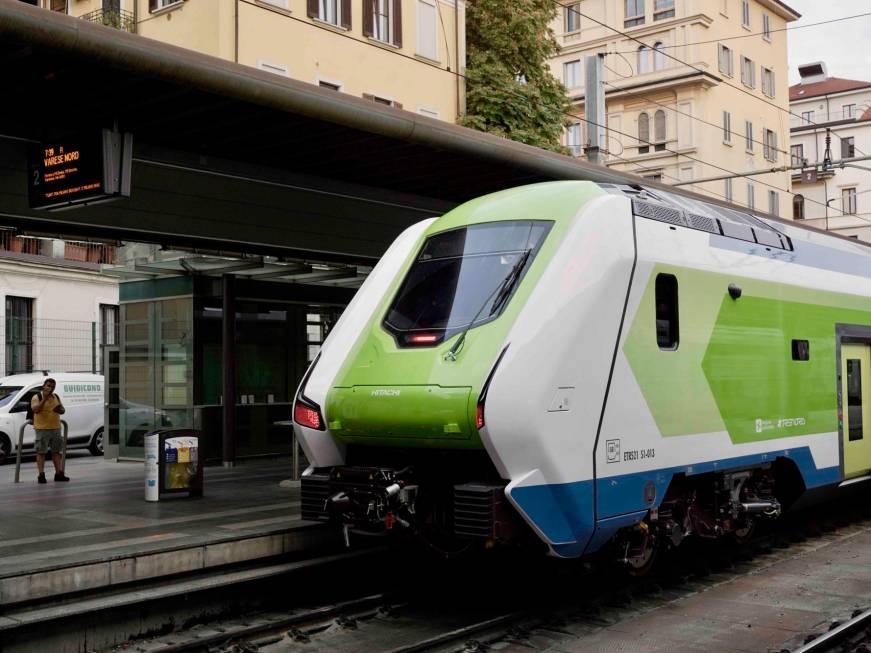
[632,200,688,227]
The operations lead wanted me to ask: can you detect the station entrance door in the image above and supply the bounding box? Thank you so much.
[842,342,871,479]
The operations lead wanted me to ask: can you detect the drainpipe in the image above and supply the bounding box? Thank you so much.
[455,0,461,119]
[234,0,239,63]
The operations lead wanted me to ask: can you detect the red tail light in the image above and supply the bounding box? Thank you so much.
[294,400,324,430]
[409,334,439,344]
[476,402,485,429]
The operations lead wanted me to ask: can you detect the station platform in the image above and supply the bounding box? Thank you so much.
[0,453,337,608]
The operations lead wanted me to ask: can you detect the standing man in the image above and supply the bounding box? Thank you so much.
[31,378,68,484]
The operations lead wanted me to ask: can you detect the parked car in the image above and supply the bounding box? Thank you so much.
[0,372,104,462]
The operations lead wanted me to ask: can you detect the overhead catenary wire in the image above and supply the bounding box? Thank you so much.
[559,2,869,158]
[600,63,793,158]
[139,0,867,224]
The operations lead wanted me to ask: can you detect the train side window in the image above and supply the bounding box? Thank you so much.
[792,339,810,361]
[847,359,864,441]
[655,274,679,350]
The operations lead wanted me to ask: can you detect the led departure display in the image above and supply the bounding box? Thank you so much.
[27,130,131,210]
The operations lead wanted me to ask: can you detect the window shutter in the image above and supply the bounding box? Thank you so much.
[341,0,351,28]
[307,0,318,18]
[363,0,374,36]
[149,0,158,12]
[393,101,403,110]
[392,0,402,46]
[362,93,376,101]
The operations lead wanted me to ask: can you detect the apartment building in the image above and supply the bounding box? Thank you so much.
[0,235,118,376]
[789,62,871,242]
[23,0,465,122]
[551,0,798,217]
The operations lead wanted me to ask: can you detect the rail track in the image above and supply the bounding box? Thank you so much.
[115,491,871,653]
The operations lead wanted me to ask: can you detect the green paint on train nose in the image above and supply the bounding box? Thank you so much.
[624,265,871,443]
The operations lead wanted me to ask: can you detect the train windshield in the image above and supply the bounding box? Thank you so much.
[383,220,552,343]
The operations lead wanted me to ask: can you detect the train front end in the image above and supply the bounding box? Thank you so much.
[292,181,633,555]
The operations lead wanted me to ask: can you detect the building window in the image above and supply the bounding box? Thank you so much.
[363,93,402,108]
[793,194,805,220]
[842,137,856,159]
[725,178,733,202]
[418,107,439,119]
[747,183,755,210]
[843,187,858,214]
[791,144,804,166]
[625,0,645,27]
[653,110,666,151]
[740,56,755,88]
[416,0,437,59]
[653,42,666,70]
[644,173,663,182]
[718,44,733,77]
[741,0,750,27]
[768,190,779,216]
[565,2,581,32]
[638,112,650,154]
[763,128,778,162]
[257,60,288,76]
[366,0,401,46]
[566,123,582,157]
[745,120,754,153]
[844,104,857,119]
[149,0,182,11]
[319,80,341,91]
[637,46,650,74]
[654,0,674,20]
[801,110,815,125]
[50,0,67,11]
[761,67,775,97]
[5,296,33,376]
[655,273,679,350]
[762,14,771,40]
[320,0,339,24]
[723,111,731,143]
[100,303,119,348]
[564,60,582,88]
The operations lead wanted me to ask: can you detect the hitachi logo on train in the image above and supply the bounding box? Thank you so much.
[370,389,400,397]
[63,384,101,393]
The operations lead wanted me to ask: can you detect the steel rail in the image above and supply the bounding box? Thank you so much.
[792,608,871,653]
[150,591,396,653]
[383,612,532,653]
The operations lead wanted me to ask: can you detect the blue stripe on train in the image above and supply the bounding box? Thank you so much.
[508,446,840,558]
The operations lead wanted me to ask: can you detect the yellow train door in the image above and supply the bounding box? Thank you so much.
[842,343,871,478]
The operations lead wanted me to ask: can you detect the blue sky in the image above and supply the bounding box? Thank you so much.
[786,1,871,84]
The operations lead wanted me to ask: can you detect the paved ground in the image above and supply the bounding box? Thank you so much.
[0,453,303,578]
[497,523,871,653]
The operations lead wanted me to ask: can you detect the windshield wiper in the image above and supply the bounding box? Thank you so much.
[445,249,532,361]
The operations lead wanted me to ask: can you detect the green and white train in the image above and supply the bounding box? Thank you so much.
[294,181,871,565]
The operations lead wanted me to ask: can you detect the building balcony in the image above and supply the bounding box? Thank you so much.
[0,233,116,266]
[790,109,863,130]
[79,8,135,34]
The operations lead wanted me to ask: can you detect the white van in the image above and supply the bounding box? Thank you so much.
[0,373,104,462]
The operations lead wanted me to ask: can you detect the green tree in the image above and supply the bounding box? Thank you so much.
[460,0,571,153]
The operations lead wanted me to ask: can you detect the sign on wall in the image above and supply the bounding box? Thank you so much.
[27,129,132,210]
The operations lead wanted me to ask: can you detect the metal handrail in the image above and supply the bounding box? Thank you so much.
[14,419,70,483]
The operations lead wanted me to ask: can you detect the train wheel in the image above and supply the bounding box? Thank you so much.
[731,518,756,545]
[625,534,658,577]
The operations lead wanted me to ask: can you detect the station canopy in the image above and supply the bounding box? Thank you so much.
[0,0,646,270]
